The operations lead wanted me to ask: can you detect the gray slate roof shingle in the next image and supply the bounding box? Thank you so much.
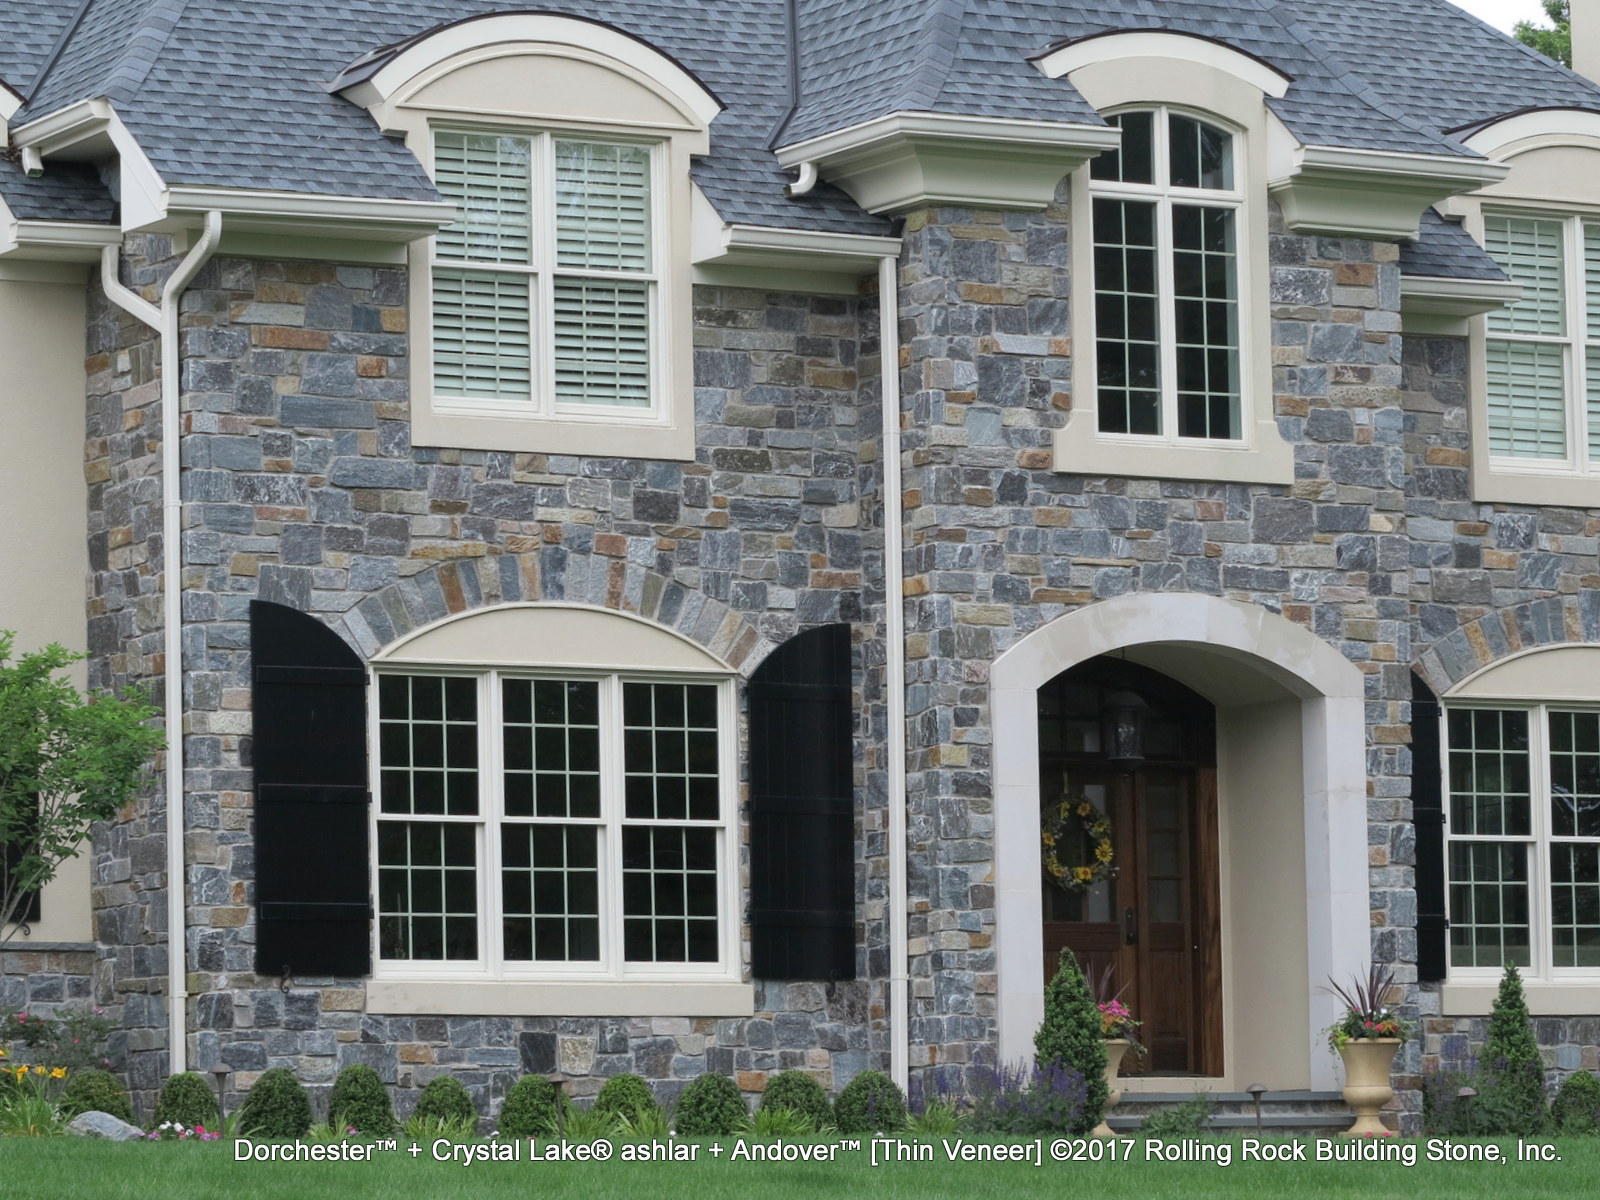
[4,1,1600,272]
[0,0,82,96]
[0,156,116,222]
[1399,207,1508,282]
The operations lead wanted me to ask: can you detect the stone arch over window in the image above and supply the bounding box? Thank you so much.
[320,549,772,677]
[1416,596,1600,694]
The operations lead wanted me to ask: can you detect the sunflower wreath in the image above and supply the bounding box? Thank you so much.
[1041,798,1116,892]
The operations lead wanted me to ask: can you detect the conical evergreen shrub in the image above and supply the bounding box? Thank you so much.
[1033,950,1107,1135]
[1475,964,1546,1135]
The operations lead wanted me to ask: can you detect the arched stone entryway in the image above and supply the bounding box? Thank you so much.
[991,594,1369,1091]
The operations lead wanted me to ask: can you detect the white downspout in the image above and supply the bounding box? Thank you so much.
[877,254,909,1091]
[99,211,224,1077]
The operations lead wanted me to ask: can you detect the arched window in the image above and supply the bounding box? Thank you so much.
[1088,108,1243,443]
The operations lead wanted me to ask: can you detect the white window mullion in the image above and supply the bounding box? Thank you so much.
[483,670,505,978]
[601,673,626,981]
[1156,192,1179,440]
[532,132,553,419]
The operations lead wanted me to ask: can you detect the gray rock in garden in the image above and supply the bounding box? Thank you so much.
[66,1111,145,1141]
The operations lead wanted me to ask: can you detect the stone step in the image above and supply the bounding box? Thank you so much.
[1109,1089,1351,1133]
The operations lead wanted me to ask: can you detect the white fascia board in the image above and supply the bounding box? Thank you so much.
[1270,144,1510,240]
[1031,30,1293,99]
[0,219,122,262]
[8,98,115,153]
[774,110,1121,215]
[158,186,457,241]
[719,223,901,266]
[1400,274,1522,327]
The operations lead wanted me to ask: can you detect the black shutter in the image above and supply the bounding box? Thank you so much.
[1413,672,1448,983]
[251,601,371,977]
[749,624,857,981]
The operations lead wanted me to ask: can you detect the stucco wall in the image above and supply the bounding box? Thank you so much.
[0,274,94,960]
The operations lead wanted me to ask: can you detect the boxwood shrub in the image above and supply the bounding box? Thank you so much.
[414,1075,476,1125]
[758,1070,831,1127]
[833,1070,906,1134]
[238,1068,313,1138]
[329,1064,397,1136]
[594,1074,658,1124]
[498,1075,565,1138]
[153,1072,220,1130]
[673,1073,746,1135]
[60,1068,134,1124]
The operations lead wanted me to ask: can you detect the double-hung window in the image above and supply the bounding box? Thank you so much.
[373,669,734,978]
[431,130,661,418]
[1089,108,1244,443]
[1482,212,1600,470]
[1445,705,1600,977]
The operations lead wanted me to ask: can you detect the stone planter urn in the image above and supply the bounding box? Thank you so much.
[1091,1039,1133,1138]
[1337,1038,1400,1136]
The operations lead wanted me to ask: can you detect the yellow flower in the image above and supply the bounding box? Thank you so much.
[1042,832,1056,847]
[1095,841,1114,864]
[1074,866,1095,883]
[32,1065,46,1076]
[50,1068,67,1079]
[1076,803,1093,818]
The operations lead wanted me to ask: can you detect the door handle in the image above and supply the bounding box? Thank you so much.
[1123,906,1138,945]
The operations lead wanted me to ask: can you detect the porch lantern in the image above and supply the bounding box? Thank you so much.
[1102,690,1149,764]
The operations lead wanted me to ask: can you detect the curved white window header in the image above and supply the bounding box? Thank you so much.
[1032,30,1293,100]
[343,12,722,129]
[1462,107,1600,159]
[375,602,733,674]
[1446,644,1600,702]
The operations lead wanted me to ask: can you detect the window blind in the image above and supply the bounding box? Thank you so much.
[434,132,532,264]
[554,279,651,408]
[1486,339,1566,459]
[433,269,532,400]
[1486,215,1565,337]
[555,140,651,272]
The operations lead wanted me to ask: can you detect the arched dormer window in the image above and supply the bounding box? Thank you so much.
[1088,107,1243,442]
[1038,32,1293,485]
[336,14,721,461]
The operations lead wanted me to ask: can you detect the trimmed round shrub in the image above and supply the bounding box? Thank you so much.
[238,1068,313,1138]
[153,1072,220,1130]
[1552,1070,1600,1135]
[594,1073,658,1124]
[673,1073,747,1136]
[833,1070,906,1134]
[60,1068,134,1124]
[328,1064,397,1137]
[499,1075,566,1138]
[1033,951,1107,1135]
[758,1070,831,1127]
[413,1074,476,1125]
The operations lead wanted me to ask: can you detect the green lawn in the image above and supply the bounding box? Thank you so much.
[0,1136,1591,1199]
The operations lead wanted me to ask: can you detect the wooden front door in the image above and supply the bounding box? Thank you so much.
[1039,660,1223,1076]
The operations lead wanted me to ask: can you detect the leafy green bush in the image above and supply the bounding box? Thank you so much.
[498,1075,566,1138]
[1475,965,1547,1135]
[59,1068,134,1124]
[758,1070,831,1127]
[1140,1093,1216,1138]
[594,1074,658,1124]
[413,1075,476,1126]
[673,1074,747,1136]
[153,1072,220,1130]
[328,1065,397,1137]
[238,1068,312,1138]
[1422,1069,1479,1135]
[833,1070,906,1134]
[1552,1070,1600,1135]
[1033,951,1108,1134]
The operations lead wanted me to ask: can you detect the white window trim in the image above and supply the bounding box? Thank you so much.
[1055,58,1293,484]
[1443,700,1600,987]
[430,128,667,425]
[1481,209,1596,474]
[369,665,742,986]
[1086,105,1248,449]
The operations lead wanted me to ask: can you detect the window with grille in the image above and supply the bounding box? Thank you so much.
[1444,705,1600,977]
[1089,108,1244,443]
[431,130,659,418]
[373,669,732,977]
[1482,213,1600,470]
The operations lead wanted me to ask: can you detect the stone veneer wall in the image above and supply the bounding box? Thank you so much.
[86,239,887,1118]
[890,190,1427,1123]
[0,946,97,1017]
[1403,332,1600,1087]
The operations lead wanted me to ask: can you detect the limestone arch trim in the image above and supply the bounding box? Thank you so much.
[989,593,1369,1090]
[317,549,772,676]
